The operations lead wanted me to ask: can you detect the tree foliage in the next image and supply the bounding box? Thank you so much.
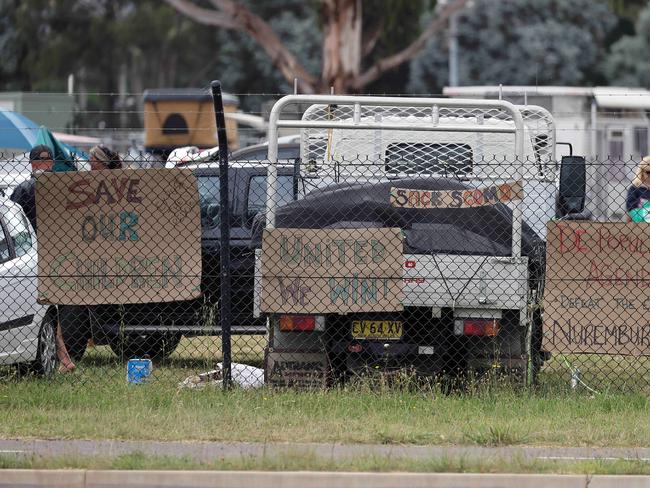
[408,0,616,93]
[603,4,650,88]
[164,0,460,94]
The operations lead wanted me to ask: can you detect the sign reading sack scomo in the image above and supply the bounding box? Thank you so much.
[36,168,202,305]
[260,228,404,314]
[544,221,650,356]
[390,181,523,209]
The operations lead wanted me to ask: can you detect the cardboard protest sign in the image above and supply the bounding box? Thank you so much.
[544,221,650,356]
[36,168,201,305]
[260,228,404,314]
[390,180,523,209]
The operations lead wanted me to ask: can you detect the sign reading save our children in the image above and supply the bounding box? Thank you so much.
[260,228,404,314]
[36,168,201,305]
[544,221,650,356]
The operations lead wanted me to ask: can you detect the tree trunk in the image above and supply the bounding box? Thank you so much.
[321,0,362,93]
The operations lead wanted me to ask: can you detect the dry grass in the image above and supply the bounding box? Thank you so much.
[2,450,650,475]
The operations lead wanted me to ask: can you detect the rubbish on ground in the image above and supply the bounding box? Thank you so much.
[178,362,264,389]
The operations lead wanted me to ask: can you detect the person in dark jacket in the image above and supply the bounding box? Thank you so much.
[9,145,54,232]
[9,145,77,373]
[626,156,650,222]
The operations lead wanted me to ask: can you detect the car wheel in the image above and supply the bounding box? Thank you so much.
[31,314,58,376]
[109,332,181,361]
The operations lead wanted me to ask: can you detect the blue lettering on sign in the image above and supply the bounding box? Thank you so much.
[118,211,139,241]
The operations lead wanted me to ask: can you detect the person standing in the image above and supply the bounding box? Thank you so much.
[9,145,77,373]
[89,145,122,170]
[9,145,53,232]
[626,156,650,222]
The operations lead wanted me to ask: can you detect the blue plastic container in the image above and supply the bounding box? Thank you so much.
[127,358,152,384]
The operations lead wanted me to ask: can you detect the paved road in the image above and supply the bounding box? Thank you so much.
[2,438,650,463]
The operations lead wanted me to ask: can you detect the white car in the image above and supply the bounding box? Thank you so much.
[0,197,57,376]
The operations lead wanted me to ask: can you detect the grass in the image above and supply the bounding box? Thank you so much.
[2,373,650,447]
[2,450,650,475]
[1,335,650,448]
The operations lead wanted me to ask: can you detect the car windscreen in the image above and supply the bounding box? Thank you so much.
[247,175,294,219]
[197,176,220,228]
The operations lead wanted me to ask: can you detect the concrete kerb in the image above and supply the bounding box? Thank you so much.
[0,470,86,488]
[2,470,650,488]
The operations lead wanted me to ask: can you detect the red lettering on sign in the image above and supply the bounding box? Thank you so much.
[65,177,144,210]
[463,190,473,206]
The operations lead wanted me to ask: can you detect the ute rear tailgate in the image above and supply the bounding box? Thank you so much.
[403,254,528,310]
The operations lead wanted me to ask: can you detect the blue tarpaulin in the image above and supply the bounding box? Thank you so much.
[0,108,40,151]
[34,127,82,172]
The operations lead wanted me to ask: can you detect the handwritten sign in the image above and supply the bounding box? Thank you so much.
[390,181,523,209]
[36,168,201,305]
[260,228,404,314]
[544,221,650,356]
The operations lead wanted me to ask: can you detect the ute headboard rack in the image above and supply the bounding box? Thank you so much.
[266,95,555,258]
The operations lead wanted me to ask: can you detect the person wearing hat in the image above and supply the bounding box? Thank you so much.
[89,145,122,170]
[9,144,78,373]
[9,145,54,232]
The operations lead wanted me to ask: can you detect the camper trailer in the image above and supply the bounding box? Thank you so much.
[143,88,239,157]
[444,86,650,221]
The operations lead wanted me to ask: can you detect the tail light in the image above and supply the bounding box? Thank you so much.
[279,315,324,332]
[454,318,500,337]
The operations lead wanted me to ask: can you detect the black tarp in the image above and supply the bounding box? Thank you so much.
[253,177,544,262]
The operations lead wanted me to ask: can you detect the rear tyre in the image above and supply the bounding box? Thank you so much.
[109,332,181,361]
[30,314,58,376]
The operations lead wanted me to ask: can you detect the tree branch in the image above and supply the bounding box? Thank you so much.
[362,19,383,57]
[166,0,318,93]
[164,0,239,29]
[354,0,470,90]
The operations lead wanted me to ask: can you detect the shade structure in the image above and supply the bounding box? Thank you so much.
[0,108,40,153]
[34,126,80,172]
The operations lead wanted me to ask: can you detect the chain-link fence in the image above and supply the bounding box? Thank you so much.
[1,92,650,394]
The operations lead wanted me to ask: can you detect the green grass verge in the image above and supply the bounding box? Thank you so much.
[1,375,649,446]
[1,336,650,447]
[1,450,650,475]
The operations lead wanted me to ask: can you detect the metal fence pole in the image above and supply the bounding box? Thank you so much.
[211,80,232,389]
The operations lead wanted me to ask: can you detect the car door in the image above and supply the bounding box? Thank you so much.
[0,201,42,365]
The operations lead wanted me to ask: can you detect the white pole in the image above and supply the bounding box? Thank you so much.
[67,74,74,95]
[448,12,459,87]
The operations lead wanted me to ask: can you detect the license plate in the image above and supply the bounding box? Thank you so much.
[351,320,403,340]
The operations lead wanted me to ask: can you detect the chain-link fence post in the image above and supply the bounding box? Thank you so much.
[211,80,232,388]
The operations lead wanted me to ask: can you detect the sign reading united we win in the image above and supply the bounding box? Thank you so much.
[390,181,523,209]
[36,168,202,305]
[544,221,650,356]
[260,228,404,314]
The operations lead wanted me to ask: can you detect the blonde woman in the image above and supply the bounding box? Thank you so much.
[626,156,650,222]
